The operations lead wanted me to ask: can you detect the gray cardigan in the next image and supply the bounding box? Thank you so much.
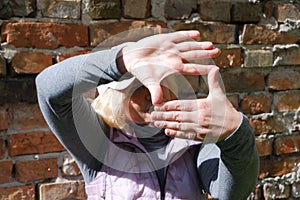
[36,44,259,200]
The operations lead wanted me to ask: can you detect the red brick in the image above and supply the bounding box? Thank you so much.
[0,105,9,130]
[241,24,298,45]
[250,116,286,135]
[256,137,273,157]
[1,0,35,18]
[227,94,239,110]
[15,158,58,183]
[90,21,167,47]
[123,0,150,19]
[56,50,91,62]
[164,0,197,20]
[295,134,300,151]
[37,0,81,19]
[173,23,236,44]
[89,0,121,19]
[0,134,5,159]
[221,69,265,93]
[213,47,242,68]
[263,1,275,18]
[259,156,300,178]
[232,1,262,23]
[8,131,65,157]
[199,0,231,22]
[39,181,86,200]
[0,185,35,200]
[274,3,300,23]
[241,93,272,115]
[274,91,300,112]
[274,46,300,66]
[244,49,273,67]
[263,182,290,200]
[292,181,300,198]
[11,51,52,74]
[0,77,37,104]
[62,154,81,177]
[9,103,48,131]
[275,134,300,155]
[0,161,13,184]
[178,75,199,93]
[2,22,88,49]
[0,55,6,76]
[247,185,262,200]
[268,68,300,90]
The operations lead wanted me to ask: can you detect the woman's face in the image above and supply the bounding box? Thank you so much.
[127,86,174,125]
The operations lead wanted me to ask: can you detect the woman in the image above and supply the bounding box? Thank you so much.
[36,30,259,199]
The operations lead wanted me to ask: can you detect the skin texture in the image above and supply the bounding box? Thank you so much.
[119,30,241,142]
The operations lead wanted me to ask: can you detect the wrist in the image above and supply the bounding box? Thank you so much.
[220,110,243,141]
[223,112,243,141]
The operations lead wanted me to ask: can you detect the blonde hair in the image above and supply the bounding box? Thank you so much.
[92,75,184,130]
[92,88,128,130]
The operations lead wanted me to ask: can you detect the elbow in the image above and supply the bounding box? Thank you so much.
[36,71,46,98]
[35,67,58,104]
[36,69,50,100]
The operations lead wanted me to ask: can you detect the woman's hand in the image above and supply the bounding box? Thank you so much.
[120,30,220,105]
[150,67,242,142]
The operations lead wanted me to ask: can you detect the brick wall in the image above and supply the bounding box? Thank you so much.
[0,0,299,199]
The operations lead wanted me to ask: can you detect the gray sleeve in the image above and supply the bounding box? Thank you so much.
[197,115,259,200]
[35,45,125,184]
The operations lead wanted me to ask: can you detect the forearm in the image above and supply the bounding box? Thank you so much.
[35,45,126,182]
[197,115,259,199]
[36,46,125,114]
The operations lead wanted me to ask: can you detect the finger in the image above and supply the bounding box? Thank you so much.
[176,41,214,52]
[146,83,163,105]
[165,129,198,140]
[154,121,210,135]
[179,63,216,75]
[155,99,211,112]
[165,129,208,141]
[151,111,196,122]
[151,111,212,128]
[207,67,225,95]
[169,30,200,43]
[175,63,216,75]
[154,100,198,111]
[180,48,221,61]
[154,120,196,130]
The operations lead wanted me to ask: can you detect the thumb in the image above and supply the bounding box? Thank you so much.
[208,67,225,96]
[146,83,163,105]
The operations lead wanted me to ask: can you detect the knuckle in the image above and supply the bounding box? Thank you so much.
[177,123,183,130]
[173,112,181,121]
[197,114,205,125]
[175,102,182,110]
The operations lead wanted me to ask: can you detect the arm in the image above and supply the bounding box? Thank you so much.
[197,115,259,199]
[36,30,220,183]
[150,67,259,198]
[36,45,126,183]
